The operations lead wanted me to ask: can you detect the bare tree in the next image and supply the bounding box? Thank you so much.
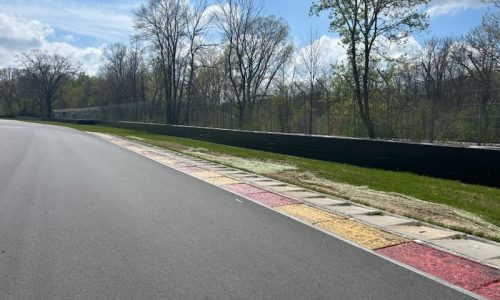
[299,31,326,134]
[135,0,190,124]
[19,50,79,119]
[195,49,227,127]
[127,40,146,105]
[101,43,128,104]
[275,62,297,133]
[312,0,429,138]
[420,37,453,141]
[216,0,293,129]
[184,0,213,125]
[452,11,500,142]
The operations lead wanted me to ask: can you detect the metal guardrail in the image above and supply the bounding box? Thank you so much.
[101,121,500,188]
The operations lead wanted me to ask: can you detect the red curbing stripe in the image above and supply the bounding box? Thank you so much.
[376,242,500,294]
[246,192,302,207]
[224,183,267,195]
[475,281,500,300]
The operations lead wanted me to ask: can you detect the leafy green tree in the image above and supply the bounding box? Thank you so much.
[311,0,429,138]
[0,68,21,115]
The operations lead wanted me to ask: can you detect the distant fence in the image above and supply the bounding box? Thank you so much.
[54,89,500,144]
[100,121,500,188]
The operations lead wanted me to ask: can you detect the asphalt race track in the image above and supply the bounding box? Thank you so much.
[0,120,472,299]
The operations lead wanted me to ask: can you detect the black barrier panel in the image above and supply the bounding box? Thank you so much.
[50,118,101,125]
[104,121,500,187]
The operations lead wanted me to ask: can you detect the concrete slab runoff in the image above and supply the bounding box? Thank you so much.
[190,158,207,162]
[197,161,218,164]
[140,150,166,158]
[225,172,252,177]
[219,170,246,175]
[432,238,500,261]
[232,174,260,179]
[125,146,146,153]
[209,166,232,171]
[327,205,380,216]
[237,176,262,181]
[282,191,322,199]
[244,177,274,183]
[176,166,206,173]
[356,214,414,227]
[388,224,458,241]
[155,157,179,165]
[486,258,500,268]
[267,185,305,193]
[191,171,223,179]
[195,162,221,167]
[253,181,287,187]
[305,197,349,207]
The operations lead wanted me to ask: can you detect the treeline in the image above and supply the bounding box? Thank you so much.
[0,0,499,143]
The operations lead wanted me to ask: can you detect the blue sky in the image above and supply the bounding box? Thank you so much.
[0,0,494,74]
[263,0,491,44]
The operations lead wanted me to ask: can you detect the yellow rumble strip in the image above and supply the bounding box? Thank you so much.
[277,204,342,224]
[317,219,407,250]
[204,176,242,186]
[191,171,223,179]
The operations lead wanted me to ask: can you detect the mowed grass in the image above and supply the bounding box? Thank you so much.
[27,120,500,228]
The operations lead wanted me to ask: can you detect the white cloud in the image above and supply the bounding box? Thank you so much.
[294,34,422,74]
[203,3,228,22]
[43,42,103,75]
[0,13,53,50]
[0,13,103,75]
[376,35,423,60]
[0,1,137,42]
[317,35,348,65]
[295,35,347,70]
[427,0,487,17]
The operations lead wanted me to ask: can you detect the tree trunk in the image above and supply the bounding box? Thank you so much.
[44,98,52,119]
[309,83,313,135]
[237,103,245,129]
[430,97,436,142]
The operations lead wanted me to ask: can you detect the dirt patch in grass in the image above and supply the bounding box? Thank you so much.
[129,137,187,153]
[186,148,297,174]
[127,138,297,174]
[126,135,146,141]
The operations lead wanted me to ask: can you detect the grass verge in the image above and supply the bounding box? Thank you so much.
[21,119,500,241]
